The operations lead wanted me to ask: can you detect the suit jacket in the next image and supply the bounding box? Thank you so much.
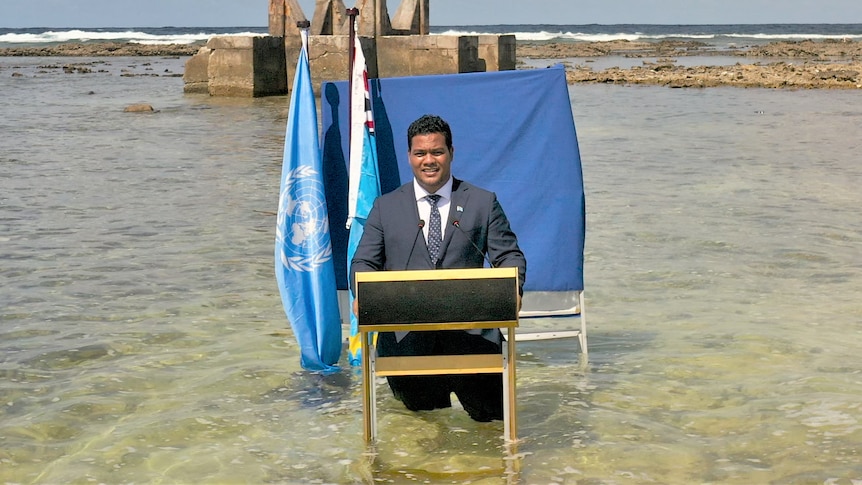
[350,178,527,342]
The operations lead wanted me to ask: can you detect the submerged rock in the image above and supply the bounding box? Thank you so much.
[123,103,156,113]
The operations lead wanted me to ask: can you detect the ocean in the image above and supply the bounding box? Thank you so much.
[2,24,862,484]
[2,23,862,48]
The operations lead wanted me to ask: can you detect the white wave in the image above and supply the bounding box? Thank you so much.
[521,32,645,42]
[428,28,862,43]
[726,33,862,40]
[434,30,647,42]
[433,30,722,42]
[643,34,717,40]
[5,27,861,46]
[0,29,264,45]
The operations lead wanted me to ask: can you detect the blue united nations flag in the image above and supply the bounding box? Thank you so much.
[275,28,342,374]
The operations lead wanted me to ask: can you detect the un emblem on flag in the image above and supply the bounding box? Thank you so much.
[277,166,333,272]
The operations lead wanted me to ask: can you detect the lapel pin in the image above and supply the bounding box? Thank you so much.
[456,206,464,212]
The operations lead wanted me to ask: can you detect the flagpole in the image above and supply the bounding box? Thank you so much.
[347,8,358,82]
[346,8,359,150]
[344,15,382,365]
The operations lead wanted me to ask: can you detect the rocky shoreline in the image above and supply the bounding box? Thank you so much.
[518,39,862,89]
[2,39,860,89]
[0,42,203,57]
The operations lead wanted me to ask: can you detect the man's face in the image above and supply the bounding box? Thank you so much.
[409,132,453,194]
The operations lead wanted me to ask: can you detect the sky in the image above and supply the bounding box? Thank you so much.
[1,0,862,28]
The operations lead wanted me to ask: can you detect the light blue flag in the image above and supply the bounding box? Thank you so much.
[346,127,380,365]
[275,30,342,374]
[346,23,381,365]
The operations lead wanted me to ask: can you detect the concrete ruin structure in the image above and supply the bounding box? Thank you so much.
[183,0,516,96]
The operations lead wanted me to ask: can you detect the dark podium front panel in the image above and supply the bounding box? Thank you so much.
[356,267,519,327]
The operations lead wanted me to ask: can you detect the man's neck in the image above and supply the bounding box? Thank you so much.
[413,176,453,199]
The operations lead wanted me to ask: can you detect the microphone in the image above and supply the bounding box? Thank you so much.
[404,219,425,269]
[452,220,495,268]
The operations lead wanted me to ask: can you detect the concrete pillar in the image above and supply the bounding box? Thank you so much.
[375,0,382,37]
[353,0,384,37]
[391,0,429,35]
[419,0,428,35]
[269,0,285,36]
[203,36,287,97]
[269,0,308,38]
[368,0,392,37]
[311,0,349,35]
[478,34,516,71]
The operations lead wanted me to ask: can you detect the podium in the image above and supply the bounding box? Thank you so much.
[355,267,520,443]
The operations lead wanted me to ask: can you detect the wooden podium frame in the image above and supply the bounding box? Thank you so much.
[356,267,520,443]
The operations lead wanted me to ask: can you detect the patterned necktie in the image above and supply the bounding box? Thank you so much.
[426,194,442,264]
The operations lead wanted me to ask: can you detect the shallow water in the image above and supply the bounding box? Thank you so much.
[1,56,861,484]
[523,54,805,71]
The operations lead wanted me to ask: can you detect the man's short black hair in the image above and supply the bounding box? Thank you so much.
[407,114,453,150]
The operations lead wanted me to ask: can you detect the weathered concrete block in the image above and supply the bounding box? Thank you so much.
[306,35,351,92]
[208,46,255,97]
[204,35,287,97]
[196,29,510,97]
[283,35,304,95]
[253,37,289,96]
[207,36,256,50]
[428,35,463,50]
[377,35,480,78]
[284,35,377,95]
[183,47,211,94]
[478,34,516,71]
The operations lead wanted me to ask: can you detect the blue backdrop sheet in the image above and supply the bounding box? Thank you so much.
[321,65,585,292]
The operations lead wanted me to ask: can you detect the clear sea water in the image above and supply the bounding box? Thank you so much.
[2,33,862,483]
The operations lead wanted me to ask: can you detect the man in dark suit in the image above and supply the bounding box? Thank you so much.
[350,114,526,422]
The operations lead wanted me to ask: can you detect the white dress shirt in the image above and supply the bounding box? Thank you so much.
[413,176,453,244]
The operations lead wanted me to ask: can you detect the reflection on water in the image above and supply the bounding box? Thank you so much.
[1,57,861,483]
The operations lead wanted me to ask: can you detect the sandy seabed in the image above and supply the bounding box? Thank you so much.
[2,39,861,89]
